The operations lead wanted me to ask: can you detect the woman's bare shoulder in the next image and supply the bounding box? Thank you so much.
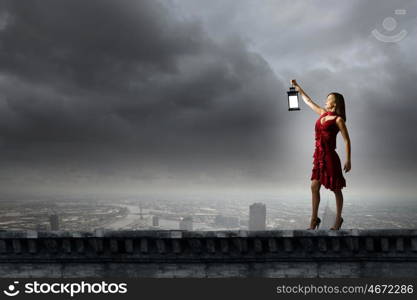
[335,116,345,123]
[335,117,346,129]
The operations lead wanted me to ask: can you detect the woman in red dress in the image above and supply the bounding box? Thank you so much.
[291,80,351,230]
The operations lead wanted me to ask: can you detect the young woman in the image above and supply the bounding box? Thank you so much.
[291,79,351,230]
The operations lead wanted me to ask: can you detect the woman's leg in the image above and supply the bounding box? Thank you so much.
[332,189,344,227]
[310,179,321,228]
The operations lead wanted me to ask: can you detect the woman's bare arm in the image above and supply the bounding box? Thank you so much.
[336,117,351,172]
[290,79,325,115]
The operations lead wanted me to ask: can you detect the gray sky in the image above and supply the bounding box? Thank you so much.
[0,0,416,201]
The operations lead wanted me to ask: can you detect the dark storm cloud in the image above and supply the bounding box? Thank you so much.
[0,0,202,88]
[0,0,285,193]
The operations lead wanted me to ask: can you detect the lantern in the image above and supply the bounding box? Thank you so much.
[287,86,300,111]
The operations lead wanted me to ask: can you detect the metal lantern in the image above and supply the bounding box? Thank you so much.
[287,86,300,111]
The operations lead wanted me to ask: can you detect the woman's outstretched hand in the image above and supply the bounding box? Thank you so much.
[344,160,351,173]
[290,79,301,92]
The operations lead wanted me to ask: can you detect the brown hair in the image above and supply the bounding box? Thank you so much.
[328,92,346,122]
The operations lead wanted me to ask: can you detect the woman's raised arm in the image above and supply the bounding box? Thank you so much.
[291,79,325,115]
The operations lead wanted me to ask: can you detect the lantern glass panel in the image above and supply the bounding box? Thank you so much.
[288,95,299,109]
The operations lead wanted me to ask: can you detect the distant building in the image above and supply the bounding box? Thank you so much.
[152,215,159,227]
[249,203,266,231]
[139,204,144,220]
[215,215,240,228]
[49,214,60,231]
[36,223,50,231]
[179,216,193,231]
[322,201,336,229]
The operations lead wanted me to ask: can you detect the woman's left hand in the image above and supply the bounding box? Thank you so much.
[290,79,301,92]
[344,160,351,173]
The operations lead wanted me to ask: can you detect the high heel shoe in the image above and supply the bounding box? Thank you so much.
[307,217,321,230]
[330,217,344,230]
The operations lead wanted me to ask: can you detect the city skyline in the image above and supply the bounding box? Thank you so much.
[1,196,417,231]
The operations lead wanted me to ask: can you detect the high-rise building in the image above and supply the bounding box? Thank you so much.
[179,216,193,231]
[152,215,159,227]
[49,214,60,231]
[139,204,144,220]
[322,200,336,229]
[249,203,266,230]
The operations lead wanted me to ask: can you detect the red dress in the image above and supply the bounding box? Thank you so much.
[311,111,346,191]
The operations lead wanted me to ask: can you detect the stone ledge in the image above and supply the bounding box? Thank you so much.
[0,229,416,261]
[1,229,416,238]
[1,229,417,277]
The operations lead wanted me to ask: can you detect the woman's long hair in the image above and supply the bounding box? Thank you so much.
[329,92,346,122]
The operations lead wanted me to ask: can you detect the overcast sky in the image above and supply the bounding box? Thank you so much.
[0,0,416,201]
